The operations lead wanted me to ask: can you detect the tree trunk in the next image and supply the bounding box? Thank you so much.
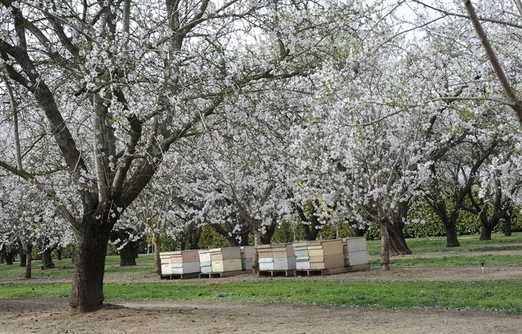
[25,246,32,279]
[251,230,262,274]
[187,223,202,250]
[379,221,390,270]
[479,218,499,240]
[387,221,412,255]
[260,222,277,245]
[69,217,113,312]
[56,247,63,261]
[41,248,55,269]
[118,241,137,266]
[110,229,137,266]
[19,252,26,267]
[154,234,162,276]
[504,215,512,236]
[443,223,461,247]
[429,198,461,247]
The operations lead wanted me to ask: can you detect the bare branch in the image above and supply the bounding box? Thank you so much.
[462,0,522,126]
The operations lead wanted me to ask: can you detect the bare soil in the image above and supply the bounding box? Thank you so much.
[2,252,522,334]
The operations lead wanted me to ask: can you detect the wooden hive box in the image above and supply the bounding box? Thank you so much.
[258,257,296,271]
[345,250,369,266]
[240,246,255,258]
[209,247,241,261]
[342,237,369,266]
[170,250,200,263]
[256,245,275,259]
[342,237,368,253]
[212,259,242,272]
[307,239,344,269]
[257,243,296,271]
[199,249,220,273]
[307,239,343,256]
[160,251,177,275]
[172,261,201,274]
[270,243,295,257]
[293,242,311,270]
[240,246,255,270]
[293,242,309,258]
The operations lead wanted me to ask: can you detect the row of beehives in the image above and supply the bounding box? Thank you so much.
[257,237,368,272]
[160,246,255,276]
[159,237,369,276]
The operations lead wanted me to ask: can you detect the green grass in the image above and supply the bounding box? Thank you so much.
[370,254,522,268]
[1,280,521,314]
[366,232,522,256]
[0,254,156,279]
[1,232,522,314]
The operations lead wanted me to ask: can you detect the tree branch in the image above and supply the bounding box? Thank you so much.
[462,0,522,126]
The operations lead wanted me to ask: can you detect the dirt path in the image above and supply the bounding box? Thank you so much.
[2,297,522,334]
[2,264,522,333]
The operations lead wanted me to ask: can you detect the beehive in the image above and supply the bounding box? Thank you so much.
[160,251,178,275]
[294,239,344,270]
[342,237,369,266]
[240,246,255,270]
[257,243,296,271]
[293,242,310,270]
[198,248,219,273]
[199,247,242,273]
[170,250,201,274]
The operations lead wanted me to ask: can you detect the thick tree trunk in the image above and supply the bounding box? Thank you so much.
[379,221,390,270]
[69,217,113,312]
[4,250,15,265]
[387,221,412,255]
[504,215,512,237]
[41,248,55,269]
[479,219,499,240]
[429,199,461,247]
[56,247,63,261]
[443,223,461,247]
[251,230,262,274]
[118,241,137,266]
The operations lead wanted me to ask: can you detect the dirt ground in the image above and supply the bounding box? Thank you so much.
[2,252,522,334]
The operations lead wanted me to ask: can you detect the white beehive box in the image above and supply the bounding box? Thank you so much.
[342,237,369,267]
[345,250,369,266]
[172,261,201,274]
[342,237,368,253]
[257,243,296,271]
[160,251,177,275]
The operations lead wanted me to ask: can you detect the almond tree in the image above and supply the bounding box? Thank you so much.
[0,0,365,311]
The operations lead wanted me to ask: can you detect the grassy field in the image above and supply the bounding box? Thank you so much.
[1,232,521,314]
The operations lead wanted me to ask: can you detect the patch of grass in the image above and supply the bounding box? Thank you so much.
[0,282,71,298]
[369,254,522,268]
[0,254,156,279]
[366,232,522,256]
[2,280,521,314]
